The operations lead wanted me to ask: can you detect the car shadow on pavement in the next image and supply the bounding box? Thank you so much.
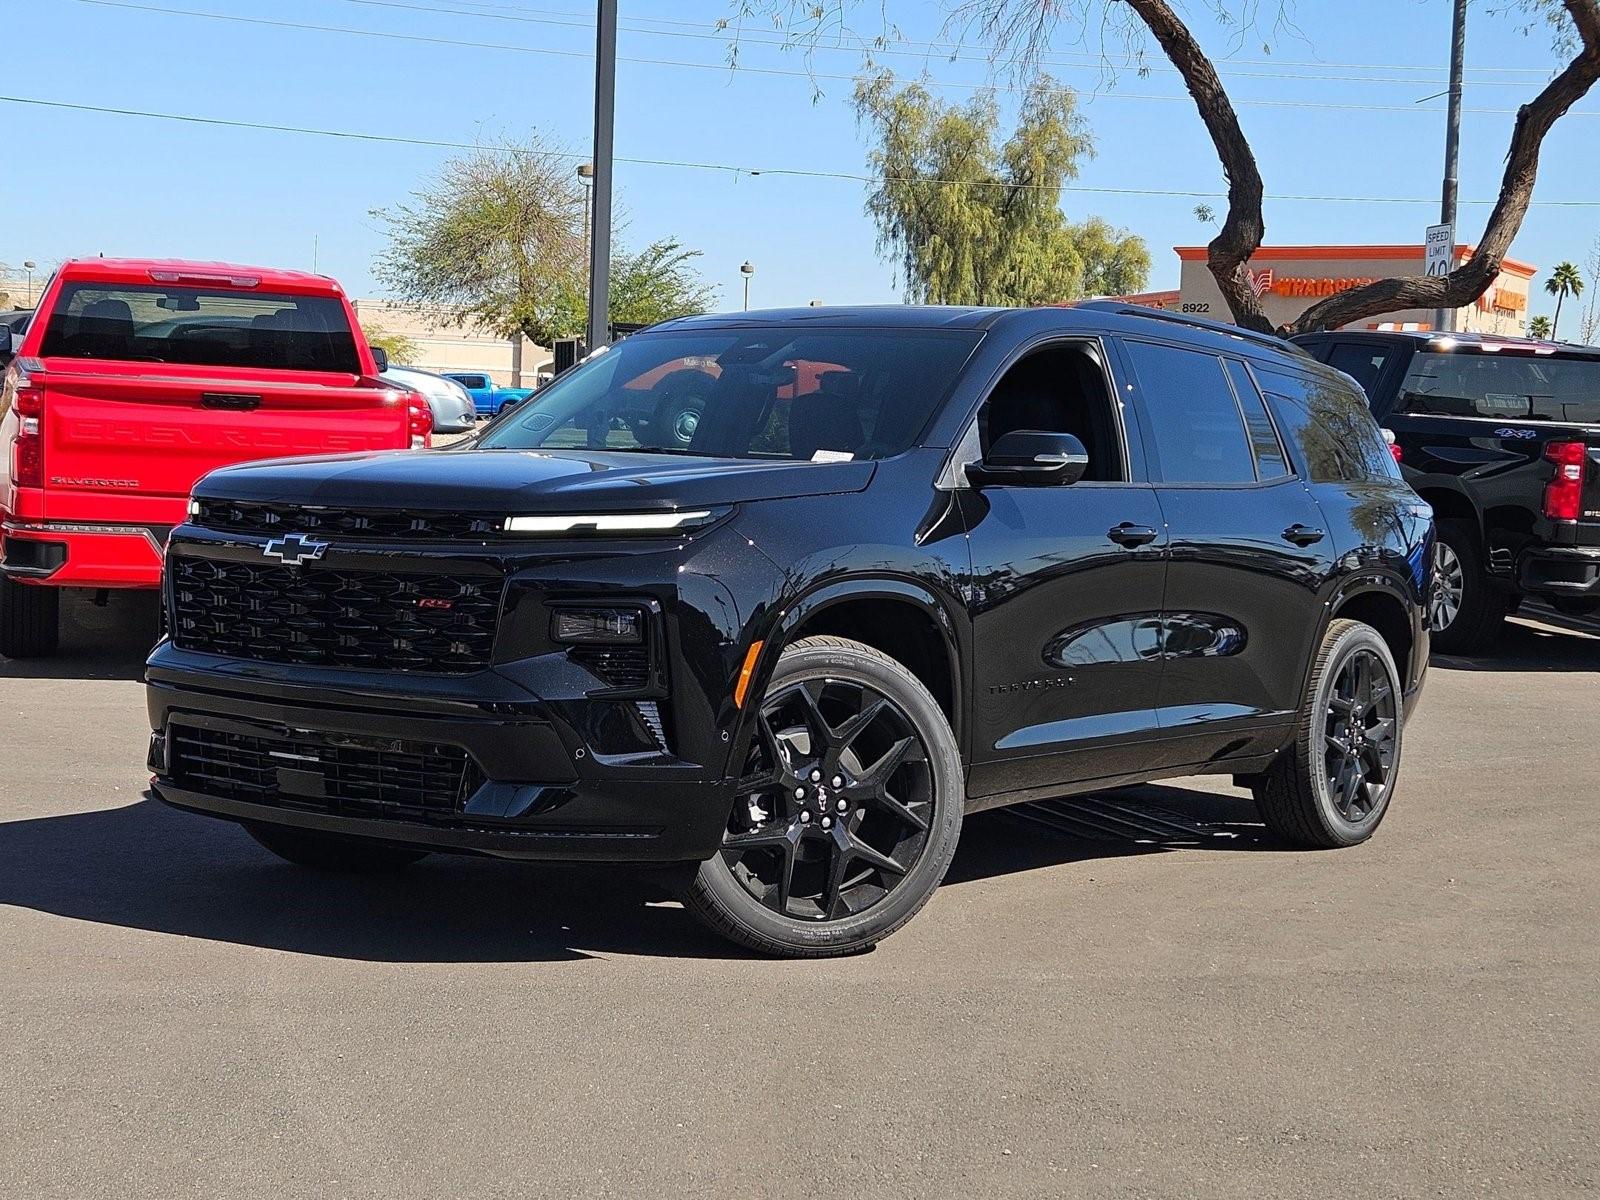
[1431,610,1600,674]
[0,784,1266,964]
[0,591,155,682]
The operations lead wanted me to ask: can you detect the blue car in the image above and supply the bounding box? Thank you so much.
[443,371,535,418]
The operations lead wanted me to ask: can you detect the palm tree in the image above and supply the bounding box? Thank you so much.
[1545,262,1585,340]
[1528,314,1553,339]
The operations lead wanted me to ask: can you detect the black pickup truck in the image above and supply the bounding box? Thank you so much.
[1293,330,1600,653]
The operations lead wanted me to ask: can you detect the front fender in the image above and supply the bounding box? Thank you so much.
[725,570,972,778]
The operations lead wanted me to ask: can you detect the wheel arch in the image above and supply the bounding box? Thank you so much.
[736,576,969,765]
[1410,477,1480,538]
[1322,573,1420,693]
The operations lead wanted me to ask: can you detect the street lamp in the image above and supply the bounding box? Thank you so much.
[23,261,36,305]
[577,162,594,260]
[740,260,755,311]
[577,163,594,329]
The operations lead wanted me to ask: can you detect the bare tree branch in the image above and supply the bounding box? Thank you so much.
[1121,0,1270,332]
[1291,0,1600,333]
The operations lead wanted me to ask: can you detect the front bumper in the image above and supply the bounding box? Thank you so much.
[144,517,777,863]
[146,650,736,862]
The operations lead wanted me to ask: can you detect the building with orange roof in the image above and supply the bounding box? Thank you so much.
[1158,244,1536,334]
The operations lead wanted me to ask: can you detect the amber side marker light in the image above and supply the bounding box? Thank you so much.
[734,640,764,709]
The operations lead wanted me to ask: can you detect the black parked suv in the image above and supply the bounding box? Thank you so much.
[147,303,1431,956]
[1293,330,1600,653]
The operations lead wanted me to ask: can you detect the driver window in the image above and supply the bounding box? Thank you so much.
[980,343,1124,482]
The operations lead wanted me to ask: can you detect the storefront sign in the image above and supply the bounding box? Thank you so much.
[1266,276,1378,298]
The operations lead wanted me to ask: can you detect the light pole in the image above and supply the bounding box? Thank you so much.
[23,261,36,305]
[577,162,594,303]
[586,0,617,352]
[740,261,755,311]
[1436,0,1466,334]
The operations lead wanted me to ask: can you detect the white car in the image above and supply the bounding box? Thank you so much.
[382,365,477,434]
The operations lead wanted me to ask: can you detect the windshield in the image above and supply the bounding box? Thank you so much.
[39,282,361,373]
[477,327,982,460]
[1399,350,1600,424]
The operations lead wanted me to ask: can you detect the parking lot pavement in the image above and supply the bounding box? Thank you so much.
[2,596,1597,1200]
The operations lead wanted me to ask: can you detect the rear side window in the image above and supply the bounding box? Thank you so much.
[1224,360,1290,480]
[1256,366,1400,484]
[1123,340,1256,484]
[1398,349,1600,423]
[1325,343,1396,401]
[39,283,361,373]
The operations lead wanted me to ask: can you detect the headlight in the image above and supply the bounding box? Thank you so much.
[504,509,718,535]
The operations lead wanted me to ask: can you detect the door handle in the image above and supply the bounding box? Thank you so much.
[1282,523,1326,546]
[1107,522,1159,548]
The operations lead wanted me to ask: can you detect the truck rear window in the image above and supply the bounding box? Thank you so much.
[1399,350,1600,424]
[39,283,361,373]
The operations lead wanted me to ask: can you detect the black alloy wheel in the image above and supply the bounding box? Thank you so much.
[724,676,934,921]
[1253,618,1404,849]
[1321,646,1399,824]
[683,636,963,956]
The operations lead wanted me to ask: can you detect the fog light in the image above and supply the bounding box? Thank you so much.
[551,607,644,644]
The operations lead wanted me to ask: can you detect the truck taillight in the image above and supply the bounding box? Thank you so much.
[1542,440,1588,522]
[406,394,433,449]
[4,360,45,488]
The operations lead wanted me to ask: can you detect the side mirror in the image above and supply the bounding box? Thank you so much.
[0,328,12,363]
[966,430,1090,487]
[370,346,389,372]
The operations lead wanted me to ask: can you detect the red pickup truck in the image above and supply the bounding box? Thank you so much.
[0,257,429,658]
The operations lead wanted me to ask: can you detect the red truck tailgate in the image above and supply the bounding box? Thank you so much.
[35,362,408,508]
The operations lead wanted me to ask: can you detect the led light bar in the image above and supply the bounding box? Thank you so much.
[504,510,714,535]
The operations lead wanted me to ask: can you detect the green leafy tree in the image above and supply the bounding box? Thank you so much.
[373,134,586,348]
[539,239,719,340]
[852,71,1148,305]
[374,135,714,346]
[360,323,419,364]
[1545,260,1585,339]
[1528,313,1553,339]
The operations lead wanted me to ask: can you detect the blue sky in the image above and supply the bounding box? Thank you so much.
[3,0,1598,321]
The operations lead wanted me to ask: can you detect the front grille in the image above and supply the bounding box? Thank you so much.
[570,643,651,689]
[170,556,502,673]
[193,499,506,541]
[169,723,479,818]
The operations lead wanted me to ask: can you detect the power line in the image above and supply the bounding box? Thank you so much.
[401,0,1564,79]
[69,0,1598,118]
[6,92,1600,207]
[329,0,1548,89]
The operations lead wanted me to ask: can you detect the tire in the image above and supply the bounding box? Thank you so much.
[1254,618,1404,850]
[652,393,705,449]
[0,577,60,659]
[245,823,430,872]
[1428,518,1507,655]
[682,635,964,957]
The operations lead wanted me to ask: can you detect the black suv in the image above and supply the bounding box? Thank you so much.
[147,304,1431,956]
[1293,330,1600,653]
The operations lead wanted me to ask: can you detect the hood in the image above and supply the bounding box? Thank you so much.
[194,448,877,512]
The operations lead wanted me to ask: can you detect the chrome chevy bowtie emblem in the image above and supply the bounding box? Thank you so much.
[262,533,329,567]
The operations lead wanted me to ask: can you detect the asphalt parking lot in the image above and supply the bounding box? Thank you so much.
[3,597,1597,1199]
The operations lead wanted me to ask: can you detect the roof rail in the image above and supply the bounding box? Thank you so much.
[1073,299,1308,357]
